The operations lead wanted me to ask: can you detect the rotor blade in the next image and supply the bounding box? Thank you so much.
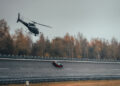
[37,23,52,28]
[32,21,52,28]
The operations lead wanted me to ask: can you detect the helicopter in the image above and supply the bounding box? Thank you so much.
[17,13,52,36]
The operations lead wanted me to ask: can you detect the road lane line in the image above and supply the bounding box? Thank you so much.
[0,68,9,70]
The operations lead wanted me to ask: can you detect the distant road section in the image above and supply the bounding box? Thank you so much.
[0,58,120,84]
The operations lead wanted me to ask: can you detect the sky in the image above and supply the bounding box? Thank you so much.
[0,0,120,42]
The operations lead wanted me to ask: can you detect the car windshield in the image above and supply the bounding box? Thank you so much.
[57,62,61,65]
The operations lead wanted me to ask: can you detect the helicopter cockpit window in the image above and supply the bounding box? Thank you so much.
[28,23,35,26]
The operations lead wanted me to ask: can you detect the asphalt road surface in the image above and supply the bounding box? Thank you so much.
[0,58,120,81]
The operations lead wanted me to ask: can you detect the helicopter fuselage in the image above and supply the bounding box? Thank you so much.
[17,13,52,36]
[17,18,39,36]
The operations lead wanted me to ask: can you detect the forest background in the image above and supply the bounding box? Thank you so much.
[0,19,120,60]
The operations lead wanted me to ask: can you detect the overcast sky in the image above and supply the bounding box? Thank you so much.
[0,0,120,42]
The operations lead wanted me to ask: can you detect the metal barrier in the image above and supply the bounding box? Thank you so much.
[0,54,119,62]
[0,75,120,85]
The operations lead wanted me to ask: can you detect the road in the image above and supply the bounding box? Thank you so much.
[0,58,120,83]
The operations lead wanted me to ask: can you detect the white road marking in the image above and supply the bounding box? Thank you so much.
[111,69,120,70]
[0,68,9,70]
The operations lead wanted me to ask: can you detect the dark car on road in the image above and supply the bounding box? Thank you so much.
[52,61,63,68]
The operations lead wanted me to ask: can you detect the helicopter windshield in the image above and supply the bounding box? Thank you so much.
[28,23,35,26]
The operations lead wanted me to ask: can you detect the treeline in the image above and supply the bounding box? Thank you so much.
[0,19,120,60]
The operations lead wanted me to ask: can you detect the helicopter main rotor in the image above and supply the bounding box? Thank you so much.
[31,21,52,28]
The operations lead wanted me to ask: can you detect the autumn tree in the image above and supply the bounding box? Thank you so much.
[0,19,14,55]
[64,33,75,58]
[13,29,32,55]
[89,39,102,59]
[110,38,119,60]
[51,37,65,57]
[32,34,46,56]
[44,38,51,57]
[75,33,88,58]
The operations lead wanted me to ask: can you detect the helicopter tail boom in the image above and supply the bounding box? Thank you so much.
[17,13,20,23]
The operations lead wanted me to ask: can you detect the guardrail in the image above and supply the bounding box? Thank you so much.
[0,54,119,62]
[0,75,120,85]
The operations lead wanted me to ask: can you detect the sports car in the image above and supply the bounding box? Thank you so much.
[52,61,63,68]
